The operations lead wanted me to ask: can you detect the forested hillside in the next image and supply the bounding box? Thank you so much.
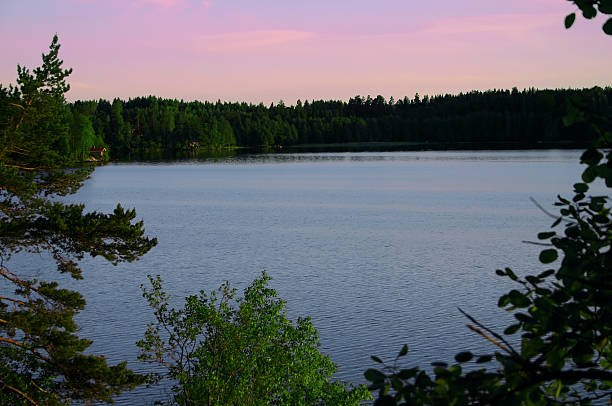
[70,86,612,159]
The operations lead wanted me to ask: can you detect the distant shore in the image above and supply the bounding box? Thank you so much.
[108,141,586,162]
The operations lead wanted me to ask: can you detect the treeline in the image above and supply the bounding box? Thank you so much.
[70,87,612,158]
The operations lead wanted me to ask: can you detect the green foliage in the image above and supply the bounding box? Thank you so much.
[70,111,96,161]
[138,271,371,406]
[72,86,612,159]
[565,12,577,28]
[564,0,612,34]
[0,36,157,404]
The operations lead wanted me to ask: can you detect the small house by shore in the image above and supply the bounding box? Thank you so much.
[89,146,107,160]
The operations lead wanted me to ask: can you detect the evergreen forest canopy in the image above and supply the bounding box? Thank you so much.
[71,86,612,159]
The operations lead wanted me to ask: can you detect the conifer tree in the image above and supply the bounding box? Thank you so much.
[0,35,157,405]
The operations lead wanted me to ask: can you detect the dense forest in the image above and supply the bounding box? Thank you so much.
[68,86,612,159]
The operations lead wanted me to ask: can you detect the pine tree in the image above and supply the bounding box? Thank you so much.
[0,35,157,405]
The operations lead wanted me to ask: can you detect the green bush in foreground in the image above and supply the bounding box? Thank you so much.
[138,271,371,406]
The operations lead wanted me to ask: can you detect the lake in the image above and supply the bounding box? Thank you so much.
[16,150,587,404]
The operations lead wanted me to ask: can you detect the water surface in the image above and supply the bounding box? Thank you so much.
[21,150,589,404]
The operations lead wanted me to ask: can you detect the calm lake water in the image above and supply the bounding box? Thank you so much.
[13,150,588,404]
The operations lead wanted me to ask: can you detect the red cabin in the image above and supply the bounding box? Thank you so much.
[89,146,107,158]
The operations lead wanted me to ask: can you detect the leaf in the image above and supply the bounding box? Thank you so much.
[595,164,612,179]
[415,371,433,387]
[365,368,387,383]
[539,249,558,264]
[557,195,570,204]
[476,355,493,363]
[565,225,580,238]
[546,349,565,370]
[398,367,418,379]
[565,12,576,28]
[600,0,612,14]
[604,17,612,34]
[448,365,463,376]
[582,5,597,18]
[535,287,552,295]
[498,294,511,308]
[504,324,521,335]
[371,356,383,364]
[573,183,588,193]
[398,344,408,357]
[515,313,533,323]
[556,381,563,399]
[580,227,598,241]
[593,214,609,224]
[582,165,597,183]
[509,290,531,308]
[391,376,403,391]
[522,338,544,359]
[580,148,603,165]
[454,351,473,363]
[431,362,448,368]
[537,269,555,278]
[537,232,556,240]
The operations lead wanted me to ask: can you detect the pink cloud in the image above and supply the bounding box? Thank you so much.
[70,81,96,90]
[68,0,208,9]
[193,30,316,52]
[422,13,557,37]
[134,0,186,7]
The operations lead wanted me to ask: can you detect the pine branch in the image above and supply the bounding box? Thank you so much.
[0,380,40,406]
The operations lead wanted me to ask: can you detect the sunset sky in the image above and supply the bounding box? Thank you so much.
[1,0,610,104]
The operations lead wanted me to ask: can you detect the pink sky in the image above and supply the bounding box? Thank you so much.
[1,0,610,104]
